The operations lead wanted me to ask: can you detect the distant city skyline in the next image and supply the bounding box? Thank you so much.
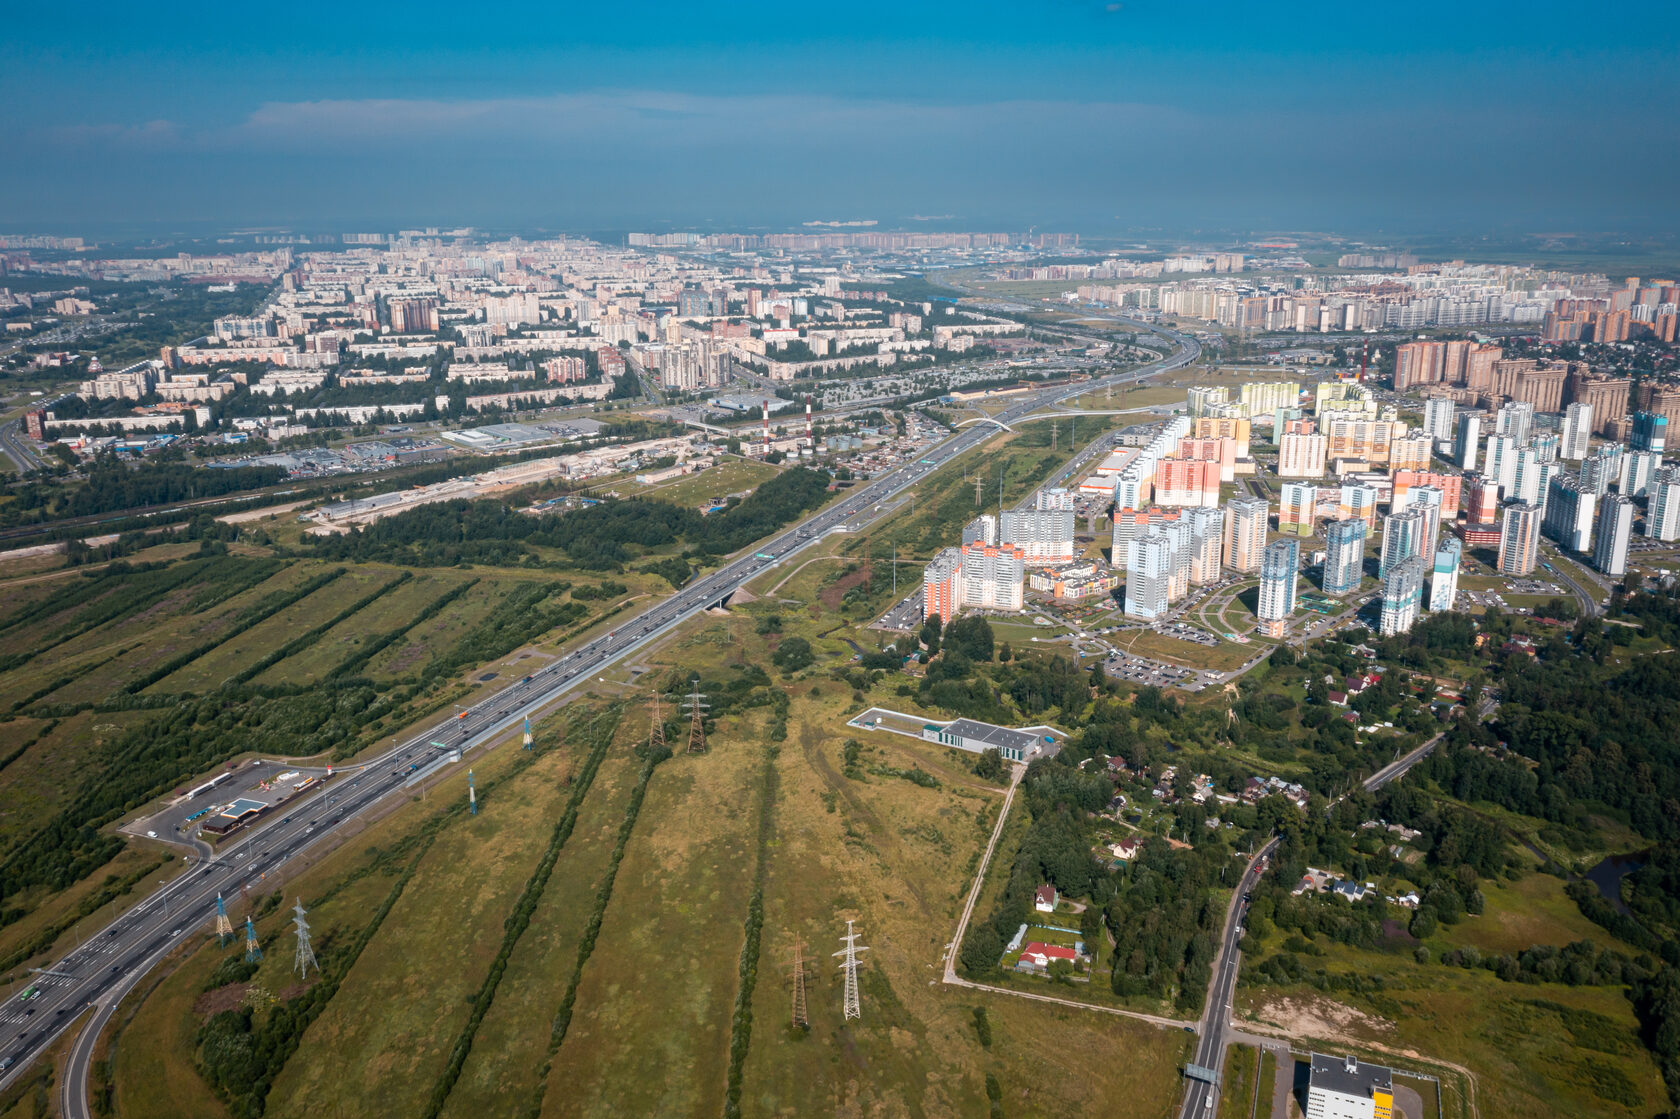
[4,0,1677,231]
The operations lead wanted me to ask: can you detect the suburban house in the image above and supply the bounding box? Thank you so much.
[1016,941,1079,972]
[1034,884,1058,912]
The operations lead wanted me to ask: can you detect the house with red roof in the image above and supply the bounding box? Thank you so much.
[1016,942,1079,971]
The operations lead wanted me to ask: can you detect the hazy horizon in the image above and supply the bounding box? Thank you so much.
[4,0,1677,233]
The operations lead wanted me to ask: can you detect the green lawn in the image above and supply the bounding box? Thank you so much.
[1219,1042,1258,1119]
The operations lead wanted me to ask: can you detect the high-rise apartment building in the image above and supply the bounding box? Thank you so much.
[1485,433,1520,495]
[1186,505,1225,585]
[962,515,998,546]
[1464,472,1499,524]
[1278,429,1328,477]
[1379,556,1426,636]
[1035,488,1076,512]
[1650,467,1680,542]
[958,543,1027,610]
[1154,457,1222,507]
[1512,448,1554,506]
[1380,507,1429,578]
[1561,402,1593,461]
[1407,485,1446,550]
[1394,342,1445,391]
[1632,411,1669,454]
[1124,530,1175,620]
[1326,418,1405,466]
[998,509,1076,564]
[1223,496,1269,573]
[1186,386,1229,418]
[1543,473,1596,553]
[1496,401,1535,445]
[1239,381,1298,419]
[1176,436,1239,483]
[1393,340,1502,394]
[1193,415,1251,458]
[1257,538,1300,638]
[922,548,962,623]
[1391,470,1463,517]
[1430,537,1462,612]
[1567,369,1632,435]
[1163,518,1194,602]
[1389,434,1433,472]
[1454,413,1481,471]
[1338,482,1381,527]
[1322,518,1367,595]
[1580,445,1622,496]
[1618,449,1661,498]
[921,542,1026,622]
[1422,397,1457,442]
[1499,502,1542,576]
[1593,494,1634,576]
[1278,482,1318,537]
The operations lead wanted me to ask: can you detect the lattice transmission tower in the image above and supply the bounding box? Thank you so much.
[213,893,233,947]
[834,920,869,1021]
[647,690,666,754]
[243,916,262,963]
[292,898,319,980]
[682,678,709,754]
[790,941,810,1030]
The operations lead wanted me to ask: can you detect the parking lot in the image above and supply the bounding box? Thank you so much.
[1100,650,1219,691]
[125,759,336,849]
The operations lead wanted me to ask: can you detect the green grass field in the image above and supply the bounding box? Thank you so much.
[1238,931,1666,1118]
[1219,1042,1258,1119]
[626,456,782,509]
[1255,1049,1278,1119]
[100,578,1198,1116]
[1115,628,1257,673]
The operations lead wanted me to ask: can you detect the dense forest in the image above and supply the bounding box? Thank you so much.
[2,455,288,526]
[307,466,833,570]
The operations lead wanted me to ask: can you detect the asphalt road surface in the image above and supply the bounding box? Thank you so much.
[1178,703,1491,1116]
[1180,838,1278,1117]
[19,318,1198,1116]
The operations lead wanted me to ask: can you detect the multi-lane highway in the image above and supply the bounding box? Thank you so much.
[12,317,1198,1114]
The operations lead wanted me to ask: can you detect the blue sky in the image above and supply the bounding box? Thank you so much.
[3,1,1675,234]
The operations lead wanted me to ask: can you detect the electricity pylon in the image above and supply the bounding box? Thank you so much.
[834,920,868,1021]
[647,690,666,754]
[523,714,533,751]
[467,768,477,815]
[214,893,233,947]
[790,941,810,1030]
[292,898,319,981]
[244,916,262,963]
[682,678,709,755]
